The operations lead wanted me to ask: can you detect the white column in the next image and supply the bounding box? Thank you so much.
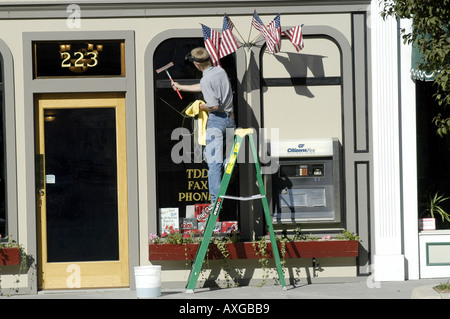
[399,18,419,280]
[370,0,405,281]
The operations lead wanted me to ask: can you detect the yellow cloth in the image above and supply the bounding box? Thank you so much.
[184,100,208,146]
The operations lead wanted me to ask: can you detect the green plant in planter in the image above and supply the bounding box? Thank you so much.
[275,236,287,267]
[211,235,234,288]
[0,236,23,249]
[149,226,200,245]
[421,192,450,223]
[252,236,271,287]
[336,230,360,241]
[0,235,27,296]
[293,227,318,241]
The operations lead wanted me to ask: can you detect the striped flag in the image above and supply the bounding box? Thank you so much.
[268,13,281,53]
[283,24,304,52]
[219,14,239,58]
[201,23,221,66]
[251,10,277,54]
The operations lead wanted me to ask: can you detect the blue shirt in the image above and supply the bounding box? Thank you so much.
[200,66,233,113]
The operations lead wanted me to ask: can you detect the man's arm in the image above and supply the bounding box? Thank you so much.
[172,82,218,111]
[172,82,201,93]
[199,102,218,112]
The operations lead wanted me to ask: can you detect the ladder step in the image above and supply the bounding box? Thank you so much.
[219,194,265,201]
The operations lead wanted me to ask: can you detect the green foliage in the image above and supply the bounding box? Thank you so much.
[432,113,450,137]
[421,191,450,223]
[252,236,270,287]
[336,230,360,241]
[149,226,199,245]
[436,280,450,292]
[381,0,450,135]
[292,227,318,241]
[0,236,22,249]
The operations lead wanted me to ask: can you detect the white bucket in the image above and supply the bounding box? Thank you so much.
[134,265,161,298]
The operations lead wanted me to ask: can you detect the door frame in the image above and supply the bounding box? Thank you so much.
[22,31,138,294]
[35,93,129,289]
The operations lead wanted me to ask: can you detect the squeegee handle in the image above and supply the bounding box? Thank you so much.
[166,70,183,100]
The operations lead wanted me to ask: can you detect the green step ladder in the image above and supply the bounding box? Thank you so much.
[185,128,287,293]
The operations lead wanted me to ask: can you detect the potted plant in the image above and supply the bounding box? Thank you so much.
[419,192,450,230]
[0,236,22,266]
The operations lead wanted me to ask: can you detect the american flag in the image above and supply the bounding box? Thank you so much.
[268,13,281,54]
[201,24,221,66]
[219,14,239,59]
[283,24,304,52]
[251,10,277,54]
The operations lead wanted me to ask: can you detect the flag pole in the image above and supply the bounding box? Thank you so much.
[225,13,247,47]
[233,24,247,47]
[250,32,262,45]
[247,20,254,46]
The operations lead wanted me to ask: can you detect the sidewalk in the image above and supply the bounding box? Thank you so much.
[4,278,450,299]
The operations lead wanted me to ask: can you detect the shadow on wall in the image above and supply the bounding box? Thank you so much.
[261,52,328,98]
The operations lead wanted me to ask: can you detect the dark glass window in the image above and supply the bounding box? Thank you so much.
[0,56,6,237]
[44,108,119,262]
[33,41,125,78]
[153,38,239,234]
[416,81,450,229]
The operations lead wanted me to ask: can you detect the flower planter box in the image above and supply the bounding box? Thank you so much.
[149,240,359,261]
[282,240,359,258]
[0,247,21,266]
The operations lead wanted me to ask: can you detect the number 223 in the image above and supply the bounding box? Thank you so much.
[60,51,98,68]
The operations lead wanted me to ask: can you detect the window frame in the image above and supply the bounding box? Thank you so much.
[152,36,239,235]
[0,40,18,242]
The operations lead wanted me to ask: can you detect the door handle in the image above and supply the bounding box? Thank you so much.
[36,155,45,207]
[36,154,45,194]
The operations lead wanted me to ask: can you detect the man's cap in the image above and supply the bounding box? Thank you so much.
[185,52,210,63]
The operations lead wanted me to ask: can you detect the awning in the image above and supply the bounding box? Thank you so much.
[410,42,439,82]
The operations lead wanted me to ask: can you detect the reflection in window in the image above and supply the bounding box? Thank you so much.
[153,38,238,235]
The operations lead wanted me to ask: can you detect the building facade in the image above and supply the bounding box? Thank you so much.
[0,0,430,294]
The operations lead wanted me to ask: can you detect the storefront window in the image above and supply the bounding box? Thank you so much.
[0,56,6,237]
[416,81,450,228]
[153,37,238,235]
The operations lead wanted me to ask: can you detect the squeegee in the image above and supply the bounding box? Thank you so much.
[156,62,182,99]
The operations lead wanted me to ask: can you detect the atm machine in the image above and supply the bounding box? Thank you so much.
[271,138,342,224]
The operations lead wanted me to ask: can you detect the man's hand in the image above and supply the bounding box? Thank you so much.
[172,82,201,93]
[171,81,182,92]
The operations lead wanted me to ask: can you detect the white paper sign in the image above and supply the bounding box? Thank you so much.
[185,205,195,218]
[278,138,334,158]
[46,174,56,184]
[159,207,179,233]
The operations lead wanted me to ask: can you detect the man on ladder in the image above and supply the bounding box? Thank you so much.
[174,47,286,293]
[172,47,236,218]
